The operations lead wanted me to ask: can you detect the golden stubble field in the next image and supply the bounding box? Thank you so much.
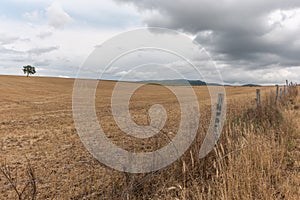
[0,75,279,199]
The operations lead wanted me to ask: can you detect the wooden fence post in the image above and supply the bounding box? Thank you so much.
[284,85,287,95]
[280,88,283,98]
[199,93,225,158]
[275,84,279,103]
[286,80,289,93]
[256,89,261,107]
[214,93,224,142]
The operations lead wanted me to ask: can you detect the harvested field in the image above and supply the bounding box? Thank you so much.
[0,75,298,199]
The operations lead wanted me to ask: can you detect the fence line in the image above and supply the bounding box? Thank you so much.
[255,80,298,107]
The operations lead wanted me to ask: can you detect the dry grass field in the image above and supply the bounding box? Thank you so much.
[0,75,299,199]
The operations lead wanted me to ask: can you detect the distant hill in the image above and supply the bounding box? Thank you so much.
[242,84,261,87]
[132,79,263,87]
[137,79,223,86]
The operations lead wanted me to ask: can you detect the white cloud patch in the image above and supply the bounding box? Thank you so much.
[0,14,128,77]
[58,75,70,78]
[46,2,72,29]
[23,10,43,21]
[0,0,142,77]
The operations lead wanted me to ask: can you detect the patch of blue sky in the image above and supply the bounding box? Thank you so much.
[0,1,46,19]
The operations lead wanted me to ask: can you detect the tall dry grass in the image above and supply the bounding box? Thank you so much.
[101,86,299,200]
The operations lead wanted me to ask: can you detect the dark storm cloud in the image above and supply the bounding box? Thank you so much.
[114,0,300,32]
[114,0,300,83]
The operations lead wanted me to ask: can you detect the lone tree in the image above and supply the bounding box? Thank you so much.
[23,65,36,77]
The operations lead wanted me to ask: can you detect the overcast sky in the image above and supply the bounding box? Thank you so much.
[1,0,300,84]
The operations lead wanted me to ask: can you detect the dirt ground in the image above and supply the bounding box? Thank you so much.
[0,75,276,199]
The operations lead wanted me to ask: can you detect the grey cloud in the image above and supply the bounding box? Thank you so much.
[37,31,53,39]
[115,0,300,33]
[0,33,30,46]
[0,34,20,45]
[33,59,52,67]
[27,46,59,55]
[0,47,24,55]
[0,46,58,56]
